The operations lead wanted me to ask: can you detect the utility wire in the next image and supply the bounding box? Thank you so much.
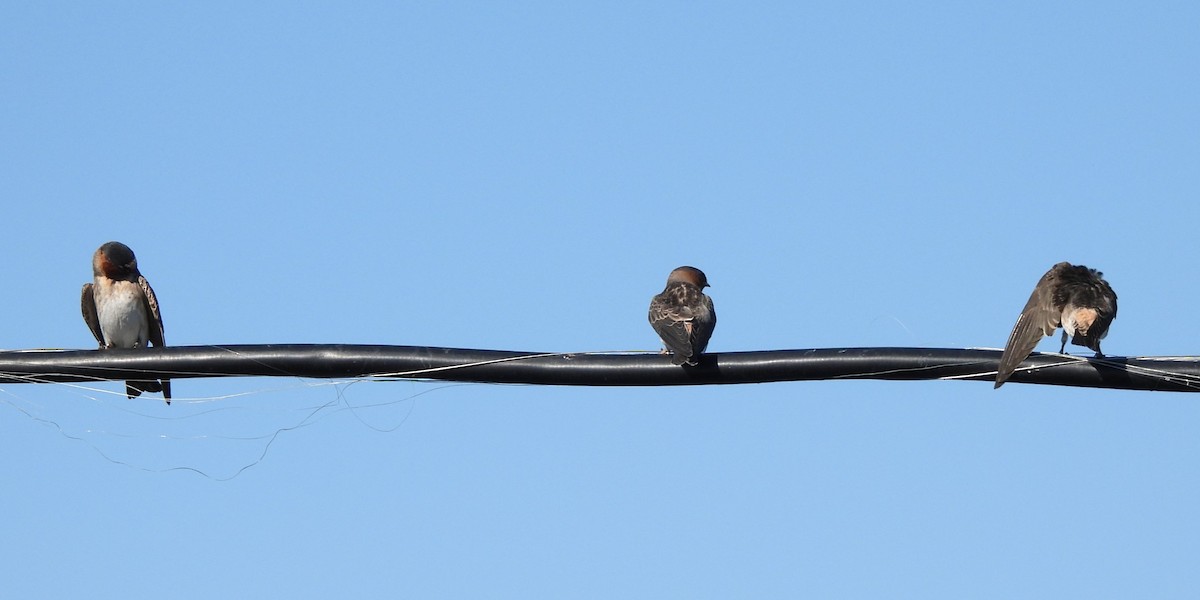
[0,345,1197,392]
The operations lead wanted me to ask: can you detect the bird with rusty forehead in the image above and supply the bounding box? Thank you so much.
[994,262,1117,388]
[648,266,717,366]
[80,241,172,404]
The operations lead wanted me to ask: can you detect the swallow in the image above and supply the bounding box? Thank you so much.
[80,241,172,404]
[994,262,1117,388]
[649,266,717,366]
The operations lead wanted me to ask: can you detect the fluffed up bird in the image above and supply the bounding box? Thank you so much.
[80,241,172,404]
[994,262,1117,388]
[649,266,717,366]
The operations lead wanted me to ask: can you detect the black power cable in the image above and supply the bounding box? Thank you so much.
[0,345,1196,392]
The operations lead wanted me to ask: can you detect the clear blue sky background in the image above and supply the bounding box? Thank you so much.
[3,2,1199,597]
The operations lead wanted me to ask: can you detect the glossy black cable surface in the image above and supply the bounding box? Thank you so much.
[0,345,1195,392]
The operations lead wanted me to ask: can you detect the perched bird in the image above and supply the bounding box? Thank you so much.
[648,266,717,366]
[994,262,1117,388]
[80,241,172,404]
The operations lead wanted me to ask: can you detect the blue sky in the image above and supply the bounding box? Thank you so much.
[2,1,1199,597]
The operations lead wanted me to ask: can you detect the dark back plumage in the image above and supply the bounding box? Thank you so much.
[649,266,716,366]
[1051,264,1117,351]
[995,262,1116,388]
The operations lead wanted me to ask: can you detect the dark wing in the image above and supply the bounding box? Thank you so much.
[80,283,105,347]
[138,275,171,404]
[649,290,700,365]
[1081,272,1118,336]
[138,275,166,347]
[1065,276,1119,353]
[1091,289,1117,340]
[995,275,1061,388]
[691,294,716,355]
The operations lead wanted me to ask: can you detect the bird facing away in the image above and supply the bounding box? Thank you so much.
[994,262,1117,388]
[648,266,717,366]
[80,241,172,404]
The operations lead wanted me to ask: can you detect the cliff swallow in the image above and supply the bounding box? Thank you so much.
[80,241,172,404]
[649,266,717,366]
[995,262,1117,388]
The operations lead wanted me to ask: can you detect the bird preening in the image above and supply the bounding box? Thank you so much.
[649,266,717,366]
[70,246,1120,398]
[644,261,1120,385]
[81,241,172,404]
[994,262,1118,388]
